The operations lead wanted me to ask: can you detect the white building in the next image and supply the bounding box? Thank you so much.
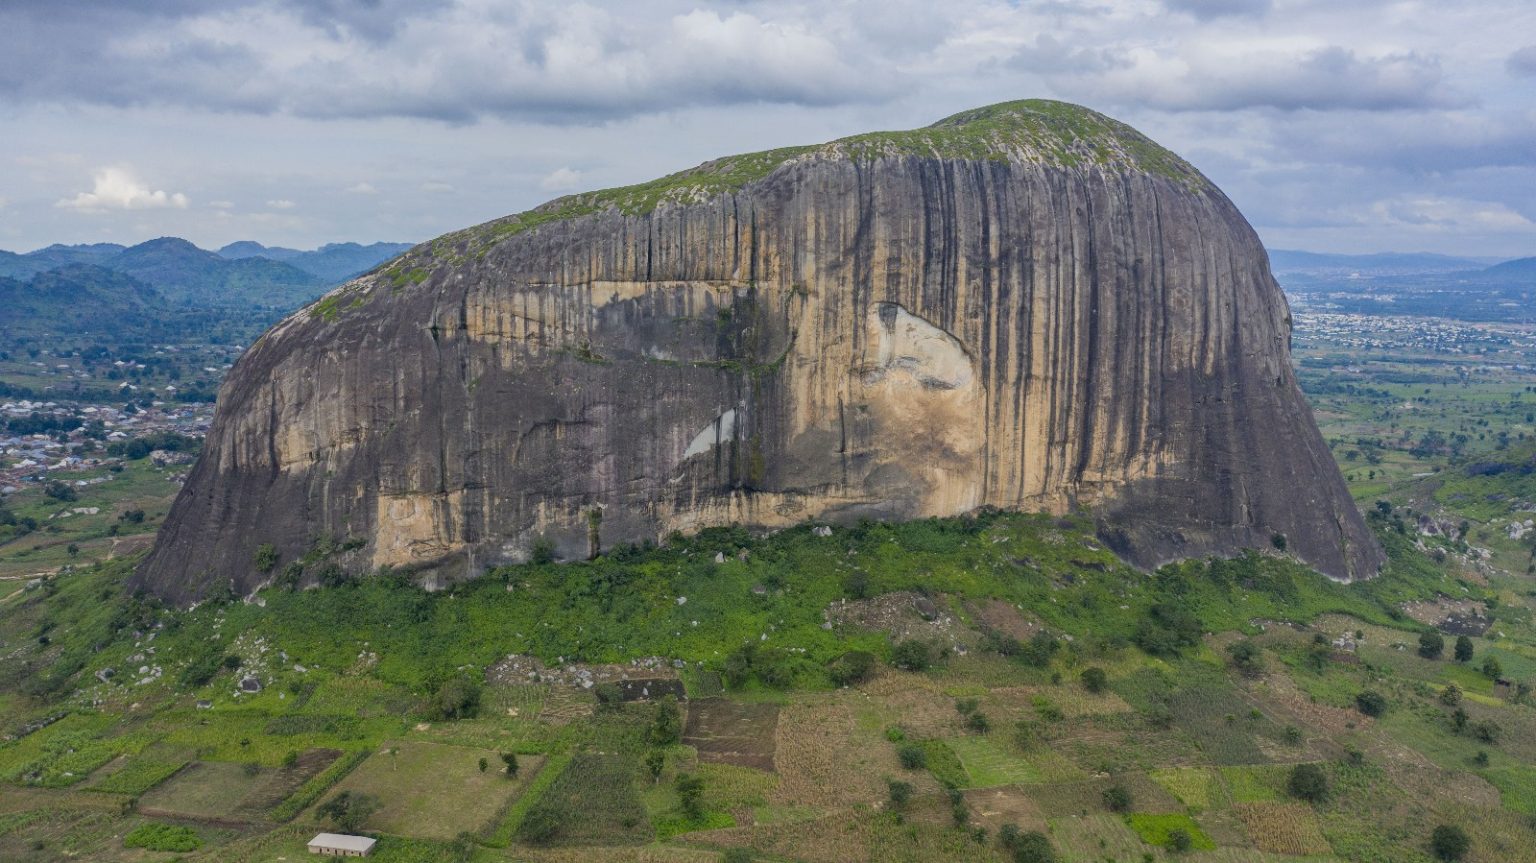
[307,833,376,857]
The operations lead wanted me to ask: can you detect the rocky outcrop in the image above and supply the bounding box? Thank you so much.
[138,100,1383,602]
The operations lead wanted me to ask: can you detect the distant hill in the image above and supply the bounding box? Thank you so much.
[104,237,324,307]
[0,264,165,334]
[1268,249,1497,274]
[217,240,413,282]
[1478,256,1536,283]
[0,243,126,279]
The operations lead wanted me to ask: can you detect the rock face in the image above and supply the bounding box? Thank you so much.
[138,100,1383,602]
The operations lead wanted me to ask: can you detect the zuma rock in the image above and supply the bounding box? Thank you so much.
[138,100,1383,602]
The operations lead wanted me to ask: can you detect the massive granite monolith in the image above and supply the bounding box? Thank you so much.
[138,100,1383,602]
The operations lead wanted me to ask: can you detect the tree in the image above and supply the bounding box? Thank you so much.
[1002,829,1057,863]
[1287,763,1329,803]
[645,749,665,783]
[828,650,876,686]
[648,697,681,746]
[478,757,488,773]
[1481,655,1503,680]
[428,676,482,720]
[891,640,932,672]
[1080,667,1108,693]
[1430,824,1470,861]
[1440,683,1462,706]
[1227,641,1264,678]
[886,779,913,810]
[1418,631,1445,660]
[898,744,927,770]
[1168,828,1194,853]
[1355,690,1387,717]
[43,481,77,502]
[1102,783,1132,813]
[1454,635,1474,663]
[676,773,705,820]
[500,752,519,777]
[314,791,380,832]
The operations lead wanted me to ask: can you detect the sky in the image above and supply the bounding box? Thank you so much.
[1,0,1533,257]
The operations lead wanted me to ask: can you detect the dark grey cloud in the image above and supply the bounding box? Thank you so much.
[1163,0,1271,20]
[1509,45,1536,76]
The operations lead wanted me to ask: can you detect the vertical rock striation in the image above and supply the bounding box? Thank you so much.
[138,100,1382,602]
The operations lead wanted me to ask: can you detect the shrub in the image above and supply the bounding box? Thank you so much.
[1355,690,1387,717]
[1287,763,1329,802]
[1081,666,1108,692]
[521,809,561,845]
[649,697,682,746]
[253,543,279,573]
[427,676,482,720]
[314,790,380,832]
[1226,640,1264,678]
[1440,684,1462,706]
[891,640,932,672]
[1454,635,1474,663]
[123,824,200,853]
[828,650,876,686]
[1102,783,1132,812]
[1472,720,1501,745]
[887,779,913,809]
[1270,532,1286,550]
[1168,828,1194,853]
[898,744,927,770]
[965,710,991,733]
[530,536,556,565]
[1481,656,1503,679]
[842,570,870,599]
[1002,829,1057,863]
[1430,824,1470,861]
[501,752,520,776]
[1418,631,1444,659]
[676,773,705,820]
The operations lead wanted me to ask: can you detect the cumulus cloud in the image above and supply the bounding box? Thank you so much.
[0,2,895,124]
[1163,0,1270,20]
[1049,45,1465,112]
[539,167,584,191]
[1357,195,1536,234]
[56,166,189,212]
[1508,45,1536,77]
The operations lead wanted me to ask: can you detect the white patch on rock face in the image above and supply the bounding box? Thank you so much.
[865,303,973,389]
[683,408,736,459]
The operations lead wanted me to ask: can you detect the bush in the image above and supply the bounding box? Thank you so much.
[254,543,279,573]
[1430,824,1470,861]
[887,779,913,809]
[1102,783,1132,813]
[1080,666,1108,693]
[1418,631,1445,659]
[676,773,704,819]
[1454,635,1474,663]
[427,676,482,720]
[123,824,200,852]
[314,790,380,832]
[891,640,932,672]
[1002,829,1057,863]
[1168,828,1194,853]
[648,697,682,746]
[1472,720,1501,745]
[1355,690,1387,717]
[521,809,561,845]
[828,650,876,686]
[1287,763,1329,802]
[1481,655,1503,679]
[44,481,77,502]
[1440,683,1462,706]
[965,711,991,733]
[1225,639,1265,678]
[898,744,927,770]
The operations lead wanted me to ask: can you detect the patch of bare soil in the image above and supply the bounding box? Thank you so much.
[486,654,679,690]
[683,699,779,771]
[967,599,1044,640]
[824,591,971,649]
[1399,596,1493,636]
